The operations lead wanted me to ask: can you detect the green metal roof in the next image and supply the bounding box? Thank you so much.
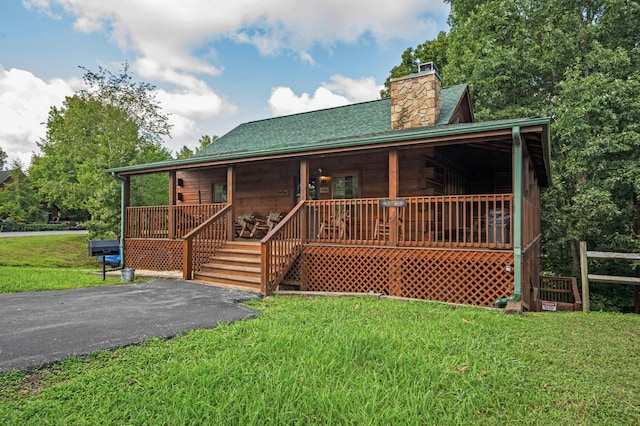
[195,84,469,159]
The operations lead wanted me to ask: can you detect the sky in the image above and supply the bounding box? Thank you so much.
[0,0,450,168]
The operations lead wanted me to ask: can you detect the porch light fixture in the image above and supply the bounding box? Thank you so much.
[177,178,184,187]
[318,168,329,182]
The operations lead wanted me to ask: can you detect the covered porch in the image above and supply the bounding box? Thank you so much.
[117,123,545,309]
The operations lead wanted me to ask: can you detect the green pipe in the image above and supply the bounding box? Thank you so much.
[111,172,126,269]
[495,126,523,308]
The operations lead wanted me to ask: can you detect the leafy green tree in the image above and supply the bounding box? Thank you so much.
[386,0,640,308]
[195,135,218,154]
[29,63,172,238]
[0,160,43,222]
[0,147,7,170]
[380,31,449,98]
[175,135,218,159]
[176,146,194,159]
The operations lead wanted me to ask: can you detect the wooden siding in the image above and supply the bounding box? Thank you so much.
[176,168,226,204]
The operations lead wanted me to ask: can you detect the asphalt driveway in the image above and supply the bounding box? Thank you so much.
[0,280,261,373]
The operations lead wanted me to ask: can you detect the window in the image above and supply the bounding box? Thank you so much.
[332,174,359,199]
[213,183,227,203]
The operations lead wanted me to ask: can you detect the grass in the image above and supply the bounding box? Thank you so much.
[1,296,639,425]
[1,234,639,423]
[0,234,133,293]
[0,266,122,293]
[0,234,96,269]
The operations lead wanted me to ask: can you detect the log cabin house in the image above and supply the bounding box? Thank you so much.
[107,63,558,311]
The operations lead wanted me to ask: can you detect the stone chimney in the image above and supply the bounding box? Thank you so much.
[390,62,441,130]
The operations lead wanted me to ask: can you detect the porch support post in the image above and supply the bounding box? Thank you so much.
[122,176,129,268]
[496,127,523,308]
[226,166,235,240]
[389,149,400,246]
[512,127,523,301]
[300,159,309,243]
[110,172,129,269]
[168,171,176,239]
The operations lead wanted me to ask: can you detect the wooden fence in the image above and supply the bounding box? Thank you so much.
[126,204,226,239]
[579,241,640,313]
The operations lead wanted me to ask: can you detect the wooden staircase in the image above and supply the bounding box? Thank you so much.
[193,241,262,291]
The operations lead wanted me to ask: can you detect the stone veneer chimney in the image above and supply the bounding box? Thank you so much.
[390,62,441,130]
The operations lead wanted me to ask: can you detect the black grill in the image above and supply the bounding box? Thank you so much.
[88,240,120,257]
[88,240,120,280]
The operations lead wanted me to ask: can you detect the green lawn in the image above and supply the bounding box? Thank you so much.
[0,234,130,293]
[1,234,639,424]
[1,296,639,425]
[0,234,96,269]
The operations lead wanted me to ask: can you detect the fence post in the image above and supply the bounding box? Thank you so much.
[579,241,590,313]
[260,241,270,295]
[183,238,192,281]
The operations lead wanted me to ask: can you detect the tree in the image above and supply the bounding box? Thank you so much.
[195,135,218,154]
[175,135,218,159]
[176,146,194,159]
[380,31,449,98]
[0,147,7,170]
[29,63,173,238]
[0,160,43,222]
[385,0,640,308]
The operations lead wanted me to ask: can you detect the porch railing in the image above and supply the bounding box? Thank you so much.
[126,204,226,239]
[182,204,231,280]
[260,201,304,293]
[306,194,513,249]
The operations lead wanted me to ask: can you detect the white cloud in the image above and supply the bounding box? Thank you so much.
[25,0,448,85]
[322,75,384,103]
[268,86,348,116]
[268,75,383,116]
[16,0,448,159]
[0,66,79,167]
[155,88,238,154]
[0,65,238,167]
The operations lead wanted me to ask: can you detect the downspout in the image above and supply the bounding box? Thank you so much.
[495,126,523,308]
[111,172,126,269]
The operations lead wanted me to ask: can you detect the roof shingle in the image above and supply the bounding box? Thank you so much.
[196,84,469,159]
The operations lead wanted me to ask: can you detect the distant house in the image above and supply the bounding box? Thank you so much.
[0,170,13,190]
[107,63,554,311]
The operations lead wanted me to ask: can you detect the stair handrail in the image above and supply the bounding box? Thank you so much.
[260,200,305,294]
[182,204,232,280]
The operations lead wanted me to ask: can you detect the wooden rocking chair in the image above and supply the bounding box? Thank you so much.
[373,214,403,241]
[235,213,255,238]
[250,211,283,237]
[318,210,348,239]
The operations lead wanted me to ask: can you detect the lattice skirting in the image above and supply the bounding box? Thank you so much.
[125,239,183,271]
[282,255,302,285]
[300,246,514,307]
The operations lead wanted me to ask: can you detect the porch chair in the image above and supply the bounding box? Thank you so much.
[235,213,255,238]
[250,211,283,238]
[373,214,403,241]
[317,209,348,239]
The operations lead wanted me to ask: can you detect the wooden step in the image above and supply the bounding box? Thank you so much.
[199,263,261,278]
[208,255,261,267]
[215,249,261,258]
[222,241,261,250]
[193,271,261,288]
[193,240,263,289]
